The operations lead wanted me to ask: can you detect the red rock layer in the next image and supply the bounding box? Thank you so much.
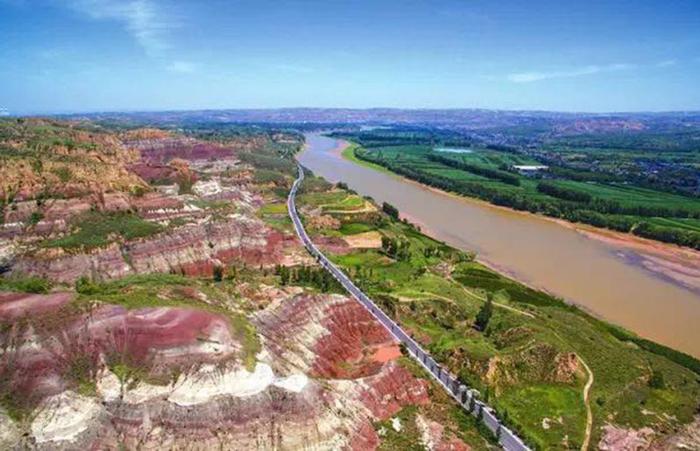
[312,300,399,379]
[356,362,430,419]
[256,293,400,378]
[11,216,286,283]
[0,299,237,401]
[130,138,237,164]
[0,291,73,321]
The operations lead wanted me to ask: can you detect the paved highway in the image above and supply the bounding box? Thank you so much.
[288,164,530,451]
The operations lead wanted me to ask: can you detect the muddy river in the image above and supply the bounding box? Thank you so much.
[298,133,700,357]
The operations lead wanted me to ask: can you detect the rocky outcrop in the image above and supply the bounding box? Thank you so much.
[11,214,287,283]
[599,424,655,450]
[651,415,700,450]
[126,136,237,165]
[416,414,471,451]
[0,300,240,402]
[0,287,435,450]
[0,291,73,321]
[0,119,145,202]
[256,293,402,378]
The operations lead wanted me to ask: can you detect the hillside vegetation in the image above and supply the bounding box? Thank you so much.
[298,176,700,450]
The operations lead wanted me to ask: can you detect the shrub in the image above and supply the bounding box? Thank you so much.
[29,211,43,225]
[382,202,400,220]
[75,276,100,295]
[213,265,224,282]
[474,294,494,331]
[648,369,665,389]
[0,276,52,294]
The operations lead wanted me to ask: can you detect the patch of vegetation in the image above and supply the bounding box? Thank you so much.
[67,354,98,397]
[374,406,425,451]
[258,202,287,215]
[428,153,520,186]
[0,275,52,293]
[382,202,400,220]
[44,210,163,250]
[29,211,43,225]
[339,222,376,235]
[52,166,73,183]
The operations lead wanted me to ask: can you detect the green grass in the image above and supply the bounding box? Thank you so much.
[341,143,394,175]
[338,222,376,235]
[44,211,163,250]
[189,199,232,211]
[259,202,288,215]
[298,189,367,213]
[497,384,586,450]
[554,180,700,214]
[0,275,52,293]
[257,201,293,232]
[374,406,425,451]
[646,217,700,232]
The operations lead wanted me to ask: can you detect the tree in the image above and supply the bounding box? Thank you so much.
[475,294,494,331]
[381,202,400,220]
[213,265,224,282]
[648,368,665,389]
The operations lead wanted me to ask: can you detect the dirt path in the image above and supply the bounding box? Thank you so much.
[578,355,595,451]
[445,273,537,319]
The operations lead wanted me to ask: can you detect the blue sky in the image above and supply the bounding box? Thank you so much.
[1,0,699,113]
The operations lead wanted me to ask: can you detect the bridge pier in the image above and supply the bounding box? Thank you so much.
[458,385,467,404]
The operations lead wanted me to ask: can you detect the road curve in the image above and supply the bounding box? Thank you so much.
[288,164,531,451]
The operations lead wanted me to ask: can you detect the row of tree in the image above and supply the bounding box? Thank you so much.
[274,264,341,292]
[427,153,521,186]
[536,182,592,203]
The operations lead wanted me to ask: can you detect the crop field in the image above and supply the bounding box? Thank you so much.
[298,189,370,213]
[646,217,700,232]
[345,140,700,249]
[554,180,700,214]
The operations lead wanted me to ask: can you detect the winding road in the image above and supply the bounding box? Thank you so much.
[288,164,531,451]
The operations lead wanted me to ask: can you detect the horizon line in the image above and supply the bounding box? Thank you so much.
[5,106,700,117]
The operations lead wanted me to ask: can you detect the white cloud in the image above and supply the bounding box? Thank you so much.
[166,60,197,73]
[656,59,677,67]
[508,63,633,83]
[64,0,174,56]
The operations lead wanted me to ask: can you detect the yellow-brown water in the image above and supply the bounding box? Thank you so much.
[299,133,700,357]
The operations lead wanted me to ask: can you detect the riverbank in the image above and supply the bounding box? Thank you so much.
[339,142,700,297]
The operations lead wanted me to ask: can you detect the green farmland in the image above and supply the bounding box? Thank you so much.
[341,141,700,249]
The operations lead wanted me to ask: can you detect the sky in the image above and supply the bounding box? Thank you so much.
[1,0,699,114]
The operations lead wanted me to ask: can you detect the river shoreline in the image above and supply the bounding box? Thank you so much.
[330,140,700,296]
[300,133,699,357]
